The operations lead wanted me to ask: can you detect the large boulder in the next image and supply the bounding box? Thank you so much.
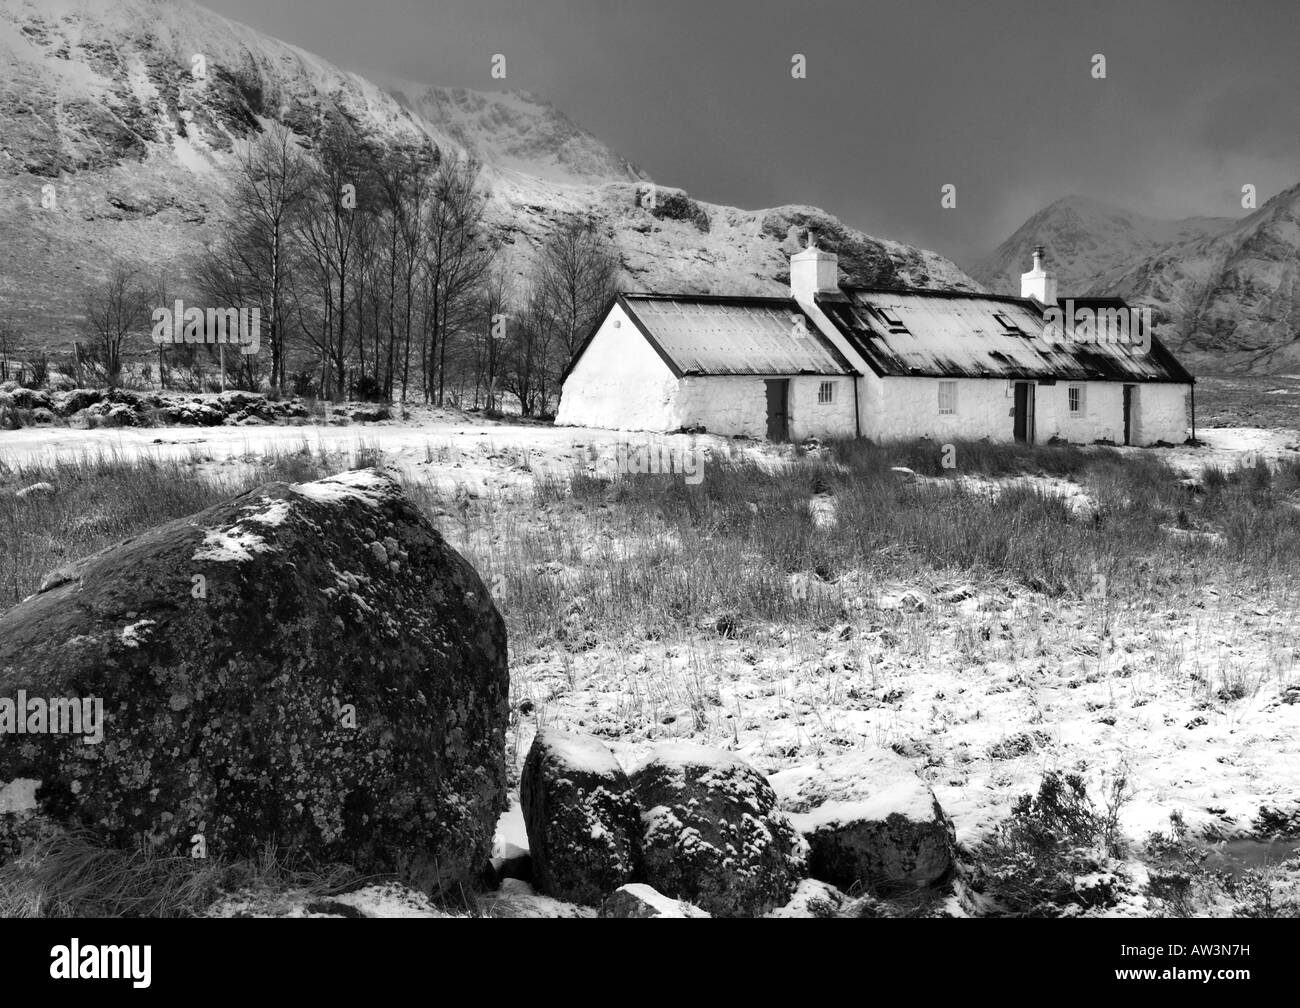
[520,730,641,905]
[770,750,954,891]
[631,743,806,917]
[0,469,509,894]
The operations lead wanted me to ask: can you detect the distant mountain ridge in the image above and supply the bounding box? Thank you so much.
[972,191,1300,374]
[0,0,978,349]
[969,195,1235,296]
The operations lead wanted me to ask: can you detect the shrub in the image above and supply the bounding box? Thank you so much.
[972,770,1131,916]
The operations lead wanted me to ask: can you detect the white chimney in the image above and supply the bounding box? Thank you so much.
[790,232,840,301]
[1020,244,1058,304]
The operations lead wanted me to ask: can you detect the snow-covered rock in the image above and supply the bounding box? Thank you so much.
[631,742,806,917]
[520,729,641,905]
[0,468,509,895]
[764,878,851,918]
[14,481,55,500]
[770,750,955,890]
[599,883,710,918]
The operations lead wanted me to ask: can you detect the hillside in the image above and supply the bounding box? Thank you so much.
[972,190,1300,375]
[0,0,978,353]
[968,195,1233,296]
[1096,184,1300,374]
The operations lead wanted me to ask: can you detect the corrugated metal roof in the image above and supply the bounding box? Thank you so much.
[621,294,856,376]
[818,289,1193,383]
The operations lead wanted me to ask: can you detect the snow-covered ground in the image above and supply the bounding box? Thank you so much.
[5,416,1299,916]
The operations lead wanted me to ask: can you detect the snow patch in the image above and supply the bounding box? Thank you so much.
[192,526,271,563]
[120,619,156,648]
[0,778,40,814]
[537,729,624,776]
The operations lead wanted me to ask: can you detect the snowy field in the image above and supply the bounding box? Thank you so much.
[3,416,1300,917]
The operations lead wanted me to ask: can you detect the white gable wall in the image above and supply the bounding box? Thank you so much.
[555,303,680,432]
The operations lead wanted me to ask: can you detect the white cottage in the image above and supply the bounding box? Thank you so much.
[556,244,1194,446]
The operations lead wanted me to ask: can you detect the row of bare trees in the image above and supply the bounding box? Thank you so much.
[156,121,622,412]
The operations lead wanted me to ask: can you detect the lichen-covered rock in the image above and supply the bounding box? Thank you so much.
[0,469,508,894]
[599,883,710,918]
[631,743,806,917]
[520,730,641,905]
[770,750,955,891]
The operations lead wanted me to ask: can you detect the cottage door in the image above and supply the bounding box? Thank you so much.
[765,379,790,441]
[1123,385,1135,445]
[1013,382,1035,443]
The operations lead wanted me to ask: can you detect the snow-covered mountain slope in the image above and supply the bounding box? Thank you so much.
[972,191,1300,374]
[1095,184,1300,374]
[968,195,1233,297]
[0,0,979,348]
[380,81,651,188]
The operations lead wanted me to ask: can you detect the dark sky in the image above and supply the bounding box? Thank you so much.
[200,0,1300,265]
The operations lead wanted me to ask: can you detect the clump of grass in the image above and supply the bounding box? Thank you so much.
[0,828,360,918]
[477,442,1300,650]
[0,449,338,610]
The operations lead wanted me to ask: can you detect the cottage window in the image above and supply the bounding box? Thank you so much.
[1068,384,1084,415]
[993,312,1024,335]
[818,381,836,404]
[938,381,957,415]
[874,306,909,333]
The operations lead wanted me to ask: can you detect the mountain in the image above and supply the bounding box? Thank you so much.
[973,191,1300,374]
[968,195,1234,296]
[0,0,979,351]
[379,82,650,188]
[1096,184,1300,374]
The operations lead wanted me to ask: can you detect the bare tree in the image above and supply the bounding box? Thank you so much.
[291,120,368,400]
[422,155,491,405]
[81,261,157,386]
[227,124,313,391]
[535,216,620,364]
[478,260,513,411]
[0,316,18,382]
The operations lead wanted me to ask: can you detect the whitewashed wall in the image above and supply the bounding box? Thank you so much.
[864,376,1017,441]
[555,304,680,431]
[789,375,857,439]
[677,375,857,439]
[1134,383,1191,444]
[860,376,1190,445]
[1036,381,1125,444]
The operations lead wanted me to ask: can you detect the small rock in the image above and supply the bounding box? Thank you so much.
[765,878,851,918]
[599,883,711,918]
[771,749,955,891]
[631,742,806,917]
[14,482,56,500]
[520,730,641,906]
